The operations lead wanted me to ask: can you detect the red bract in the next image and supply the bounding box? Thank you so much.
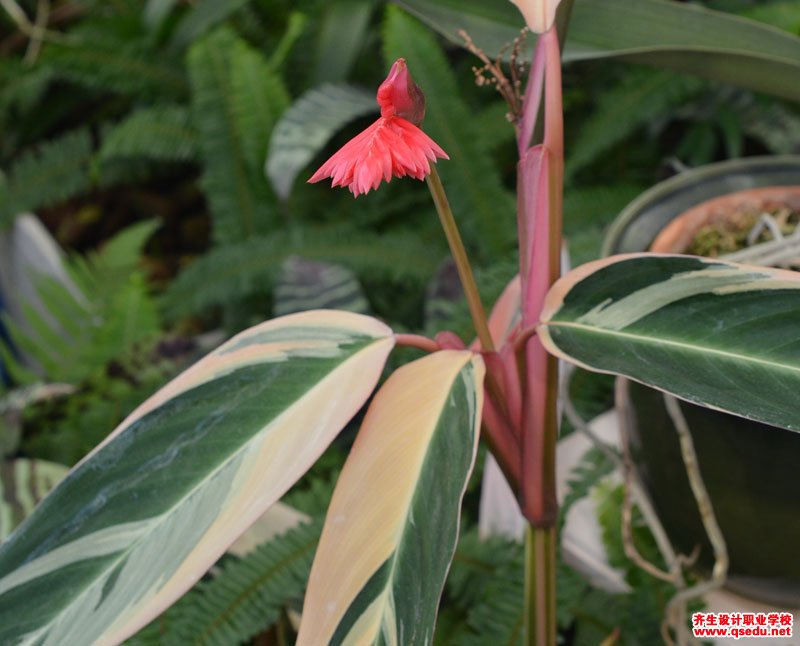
[308,59,448,197]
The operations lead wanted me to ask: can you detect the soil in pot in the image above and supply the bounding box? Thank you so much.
[622,185,800,607]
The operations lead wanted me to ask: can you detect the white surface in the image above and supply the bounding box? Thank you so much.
[478,408,630,594]
[0,214,83,329]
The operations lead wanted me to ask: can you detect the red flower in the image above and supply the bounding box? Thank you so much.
[309,59,448,197]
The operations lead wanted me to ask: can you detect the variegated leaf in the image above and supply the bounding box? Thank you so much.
[0,310,394,645]
[397,0,800,102]
[274,256,369,317]
[298,350,485,645]
[539,254,800,431]
[266,83,377,201]
[0,459,68,541]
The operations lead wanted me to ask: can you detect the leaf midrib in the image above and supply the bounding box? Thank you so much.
[545,321,800,374]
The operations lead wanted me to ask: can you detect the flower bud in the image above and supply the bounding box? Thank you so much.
[376,58,426,126]
[509,0,561,34]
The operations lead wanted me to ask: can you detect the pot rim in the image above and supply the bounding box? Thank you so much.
[602,155,800,257]
[650,185,800,254]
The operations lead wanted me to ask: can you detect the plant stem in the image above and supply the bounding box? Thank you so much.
[525,525,557,646]
[394,333,440,353]
[426,166,524,491]
[522,26,563,646]
[426,166,494,352]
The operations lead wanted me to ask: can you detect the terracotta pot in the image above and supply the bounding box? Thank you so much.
[650,186,800,254]
[605,157,800,606]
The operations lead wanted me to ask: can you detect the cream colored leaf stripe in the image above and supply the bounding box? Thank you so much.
[0,310,394,646]
[298,350,484,646]
[541,253,800,328]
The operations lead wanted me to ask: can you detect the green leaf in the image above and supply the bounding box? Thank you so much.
[312,0,375,84]
[741,2,800,35]
[565,69,703,183]
[99,106,198,163]
[188,28,287,244]
[383,7,516,256]
[41,37,185,98]
[563,184,646,266]
[298,351,484,645]
[539,254,800,432]
[165,227,438,319]
[266,83,377,201]
[3,221,161,385]
[171,0,250,48]
[395,0,800,102]
[0,311,394,644]
[1,130,93,228]
[0,459,69,541]
[144,0,178,32]
[449,531,525,645]
[274,256,370,317]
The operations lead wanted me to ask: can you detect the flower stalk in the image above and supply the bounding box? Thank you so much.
[425,166,494,353]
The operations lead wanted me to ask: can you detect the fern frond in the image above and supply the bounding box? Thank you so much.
[41,36,185,98]
[448,531,524,645]
[0,61,54,132]
[2,221,160,384]
[737,99,800,154]
[447,530,523,613]
[131,519,322,646]
[99,106,198,164]
[474,100,516,153]
[1,129,93,229]
[188,27,285,244]
[20,366,173,466]
[266,83,377,200]
[559,446,615,533]
[311,0,374,84]
[229,37,290,173]
[565,69,704,183]
[383,7,516,257]
[171,0,251,48]
[564,183,645,266]
[274,256,369,316]
[164,227,439,319]
[572,481,674,644]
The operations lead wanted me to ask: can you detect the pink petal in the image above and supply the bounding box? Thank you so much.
[308,117,448,197]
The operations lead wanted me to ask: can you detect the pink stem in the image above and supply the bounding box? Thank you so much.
[481,391,522,492]
[519,146,551,327]
[517,36,547,283]
[500,343,523,434]
[394,333,440,353]
[519,27,564,528]
[517,34,547,159]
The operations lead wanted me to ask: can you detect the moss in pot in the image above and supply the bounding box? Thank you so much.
[607,165,800,607]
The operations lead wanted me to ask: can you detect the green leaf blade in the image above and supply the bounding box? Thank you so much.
[99,106,198,163]
[540,254,800,431]
[0,311,394,645]
[188,28,287,244]
[396,0,800,102]
[298,351,484,645]
[266,83,377,201]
